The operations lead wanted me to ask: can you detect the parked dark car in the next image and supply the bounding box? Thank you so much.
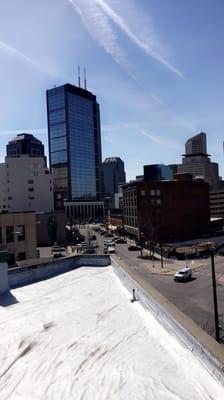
[115,238,127,244]
[104,233,114,238]
[128,245,142,251]
[53,253,64,258]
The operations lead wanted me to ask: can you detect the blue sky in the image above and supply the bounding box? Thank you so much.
[0,0,224,180]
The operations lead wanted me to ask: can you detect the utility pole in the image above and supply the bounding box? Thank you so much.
[160,243,163,268]
[210,250,220,342]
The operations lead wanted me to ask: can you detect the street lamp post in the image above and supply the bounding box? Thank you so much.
[210,249,220,342]
[160,243,163,268]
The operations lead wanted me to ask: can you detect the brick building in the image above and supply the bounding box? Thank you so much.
[0,212,37,265]
[123,175,210,242]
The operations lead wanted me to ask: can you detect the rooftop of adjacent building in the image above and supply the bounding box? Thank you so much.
[9,133,42,145]
[103,157,124,164]
[6,133,45,159]
[122,173,209,189]
[0,264,223,399]
[184,131,208,157]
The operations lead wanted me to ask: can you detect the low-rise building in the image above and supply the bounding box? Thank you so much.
[65,201,104,224]
[0,133,53,213]
[123,175,210,242]
[0,212,37,265]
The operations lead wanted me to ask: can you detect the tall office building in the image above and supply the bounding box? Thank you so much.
[102,157,126,196]
[185,132,207,155]
[177,132,220,189]
[46,83,104,220]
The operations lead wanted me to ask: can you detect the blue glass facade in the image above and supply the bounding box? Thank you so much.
[144,164,172,182]
[47,84,102,209]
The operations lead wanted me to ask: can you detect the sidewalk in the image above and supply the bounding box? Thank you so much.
[136,256,206,275]
[119,244,207,276]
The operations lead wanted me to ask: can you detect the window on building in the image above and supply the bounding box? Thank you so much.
[28,179,34,184]
[6,226,14,242]
[150,189,156,196]
[18,252,26,261]
[28,188,34,192]
[18,225,25,241]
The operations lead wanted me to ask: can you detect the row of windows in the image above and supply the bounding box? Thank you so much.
[0,225,25,243]
[49,109,66,125]
[124,211,137,218]
[71,177,96,185]
[69,143,95,154]
[54,178,68,189]
[51,151,68,165]
[70,163,96,171]
[68,115,94,125]
[50,136,67,152]
[48,92,65,111]
[123,191,137,199]
[123,217,138,228]
[49,123,66,139]
[67,93,93,112]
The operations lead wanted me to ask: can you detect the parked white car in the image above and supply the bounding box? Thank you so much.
[174,267,192,282]
[107,245,116,254]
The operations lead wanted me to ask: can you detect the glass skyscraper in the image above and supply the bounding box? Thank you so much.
[46,84,102,210]
[102,157,126,196]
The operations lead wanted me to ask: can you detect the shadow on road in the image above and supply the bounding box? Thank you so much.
[174,277,197,284]
[0,291,19,307]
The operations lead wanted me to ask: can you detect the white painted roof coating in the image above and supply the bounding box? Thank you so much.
[0,266,223,400]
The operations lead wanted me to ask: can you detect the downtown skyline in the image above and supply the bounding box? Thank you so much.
[0,0,224,180]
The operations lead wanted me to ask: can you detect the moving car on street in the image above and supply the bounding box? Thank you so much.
[174,267,192,282]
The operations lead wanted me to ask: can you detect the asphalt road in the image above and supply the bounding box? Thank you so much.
[84,226,224,340]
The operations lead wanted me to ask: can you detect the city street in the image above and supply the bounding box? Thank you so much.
[86,226,224,340]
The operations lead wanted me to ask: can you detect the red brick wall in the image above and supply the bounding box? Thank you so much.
[137,180,210,242]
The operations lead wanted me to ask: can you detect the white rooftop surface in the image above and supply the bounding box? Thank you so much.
[0,266,223,399]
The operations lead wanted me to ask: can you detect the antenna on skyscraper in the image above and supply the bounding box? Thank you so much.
[78,65,81,87]
[84,68,87,90]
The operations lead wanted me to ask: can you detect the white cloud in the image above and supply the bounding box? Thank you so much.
[68,0,132,75]
[95,0,183,78]
[139,129,161,144]
[139,129,182,150]
[68,0,183,79]
[0,40,54,76]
